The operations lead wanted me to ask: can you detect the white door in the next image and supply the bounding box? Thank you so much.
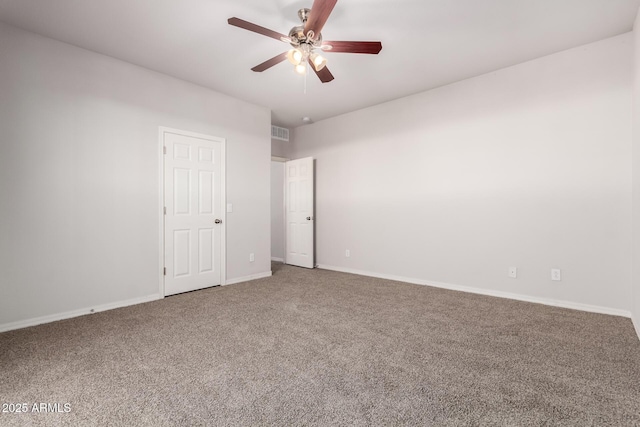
[285,157,314,268]
[163,129,225,296]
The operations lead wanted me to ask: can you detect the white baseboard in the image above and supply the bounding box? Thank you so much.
[271,257,284,262]
[224,271,272,286]
[0,294,162,333]
[317,264,632,319]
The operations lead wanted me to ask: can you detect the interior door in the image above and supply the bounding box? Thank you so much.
[164,130,224,296]
[285,157,314,268]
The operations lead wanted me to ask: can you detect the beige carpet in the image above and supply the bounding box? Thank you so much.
[1,263,639,426]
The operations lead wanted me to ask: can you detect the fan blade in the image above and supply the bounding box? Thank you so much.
[304,0,338,37]
[322,41,382,54]
[309,59,335,83]
[228,17,288,42]
[252,52,288,72]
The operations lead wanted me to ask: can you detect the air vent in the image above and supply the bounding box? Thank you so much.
[271,125,289,142]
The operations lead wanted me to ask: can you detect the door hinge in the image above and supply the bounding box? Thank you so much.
[163,207,167,215]
[163,267,166,276]
[163,146,167,155]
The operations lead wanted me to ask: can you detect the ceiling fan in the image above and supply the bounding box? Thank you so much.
[228,0,382,83]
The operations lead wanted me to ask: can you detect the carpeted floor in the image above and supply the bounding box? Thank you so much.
[1,263,639,426]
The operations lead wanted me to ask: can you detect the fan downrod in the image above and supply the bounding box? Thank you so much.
[298,8,311,23]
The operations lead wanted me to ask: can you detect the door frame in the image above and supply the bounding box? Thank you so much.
[158,126,226,297]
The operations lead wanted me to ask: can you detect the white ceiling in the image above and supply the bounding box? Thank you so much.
[0,0,639,128]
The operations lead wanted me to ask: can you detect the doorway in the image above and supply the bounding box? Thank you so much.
[284,157,315,268]
[271,156,315,268]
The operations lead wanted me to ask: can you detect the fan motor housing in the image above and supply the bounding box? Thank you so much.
[288,25,306,42]
[289,26,322,46]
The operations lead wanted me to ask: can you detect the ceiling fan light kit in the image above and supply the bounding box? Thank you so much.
[310,52,327,71]
[286,48,304,66]
[295,63,308,75]
[287,44,326,74]
[227,0,382,83]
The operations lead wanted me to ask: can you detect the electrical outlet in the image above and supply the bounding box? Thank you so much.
[249,253,255,262]
[551,269,561,281]
[345,249,350,258]
[508,267,517,278]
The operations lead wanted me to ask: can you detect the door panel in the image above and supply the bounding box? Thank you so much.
[199,171,214,214]
[174,168,191,214]
[173,229,191,277]
[199,228,214,273]
[285,157,314,268]
[164,131,224,296]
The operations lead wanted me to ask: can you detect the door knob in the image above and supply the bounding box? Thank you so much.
[215,219,222,224]
[306,217,312,221]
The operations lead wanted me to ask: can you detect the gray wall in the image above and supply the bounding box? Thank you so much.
[0,22,272,330]
[271,138,292,158]
[293,33,633,316]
